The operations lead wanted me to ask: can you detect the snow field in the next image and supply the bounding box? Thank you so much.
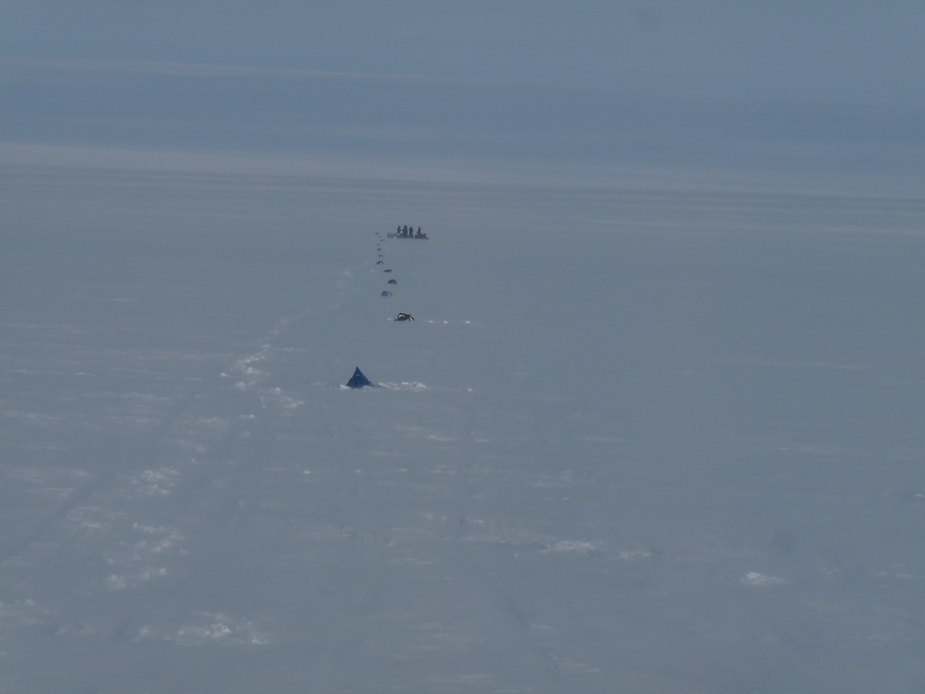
[2,165,925,692]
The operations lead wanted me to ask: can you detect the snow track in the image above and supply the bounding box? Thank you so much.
[3,166,925,692]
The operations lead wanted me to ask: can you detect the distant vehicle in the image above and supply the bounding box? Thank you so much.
[387,227,428,239]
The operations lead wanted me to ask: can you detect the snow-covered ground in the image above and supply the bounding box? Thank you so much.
[3,164,925,692]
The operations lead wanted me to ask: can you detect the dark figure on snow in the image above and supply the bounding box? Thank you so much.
[395,313,414,322]
[346,366,374,389]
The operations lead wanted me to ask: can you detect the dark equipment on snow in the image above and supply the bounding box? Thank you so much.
[346,367,374,389]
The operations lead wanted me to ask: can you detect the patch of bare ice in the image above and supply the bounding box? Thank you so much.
[175,612,270,646]
[128,467,180,496]
[543,540,602,556]
[380,381,428,391]
[741,571,789,587]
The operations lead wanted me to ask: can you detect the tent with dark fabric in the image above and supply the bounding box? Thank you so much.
[346,367,374,389]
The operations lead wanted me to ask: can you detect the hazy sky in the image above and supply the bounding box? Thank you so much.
[4,2,924,106]
[2,3,923,192]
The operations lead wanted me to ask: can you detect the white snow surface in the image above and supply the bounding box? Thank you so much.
[2,165,925,692]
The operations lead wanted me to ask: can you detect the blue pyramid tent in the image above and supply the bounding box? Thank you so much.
[346,367,374,389]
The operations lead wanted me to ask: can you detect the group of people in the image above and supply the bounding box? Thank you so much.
[396,225,427,238]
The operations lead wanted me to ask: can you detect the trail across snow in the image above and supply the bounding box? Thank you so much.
[3,166,925,692]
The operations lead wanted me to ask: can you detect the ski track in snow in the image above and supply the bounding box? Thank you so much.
[20,224,617,664]
[4,171,925,692]
[0,232,475,652]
